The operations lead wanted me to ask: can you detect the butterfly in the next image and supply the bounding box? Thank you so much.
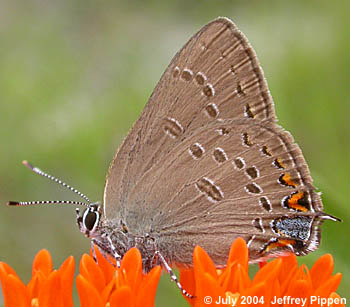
[9,17,339,297]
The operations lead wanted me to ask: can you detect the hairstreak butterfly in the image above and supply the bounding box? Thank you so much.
[9,17,339,297]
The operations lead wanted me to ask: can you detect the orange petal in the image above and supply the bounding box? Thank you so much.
[227,238,248,272]
[27,273,38,300]
[194,272,226,307]
[120,247,143,292]
[38,270,63,307]
[135,266,161,307]
[253,258,281,285]
[279,254,298,279]
[329,293,346,307]
[109,286,134,307]
[236,264,252,293]
[279,255,298,294]
[0,269,30,307]
[179,268,196,304]
[92,247,115,283]
[271,279,281,297]
[193,246,218,281]
[32,249,53,277]
[76,275,104,307]
[220,263,251,294]
[310,254,334,290]
[314,273,342,297]
[34,271,49,296]
[218,262,233,290]
[285,279,312,305]
[253,258,281,302]
[238,282,267,306]
[59,256,75,307]
[101,278,117,303]
[288,264,312,289]
[0,262,20,279]
[79,254,106,292]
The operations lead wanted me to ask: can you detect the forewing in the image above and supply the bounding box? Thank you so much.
[104,17,276,219]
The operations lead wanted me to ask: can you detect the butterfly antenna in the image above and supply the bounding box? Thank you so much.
[21,160,92,203]
[7,200,89,207]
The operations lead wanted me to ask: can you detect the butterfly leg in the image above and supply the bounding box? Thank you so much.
[91,241,98,262]
[155,250,194,299]
[91,239,118,267]
[106,235,122,268]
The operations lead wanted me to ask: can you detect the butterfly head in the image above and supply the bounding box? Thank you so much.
[77,202,102,237]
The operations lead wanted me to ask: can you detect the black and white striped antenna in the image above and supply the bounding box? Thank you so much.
[7,160,90,208]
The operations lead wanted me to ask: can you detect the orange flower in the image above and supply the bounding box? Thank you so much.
[180,238,345,307]
[0,249,75,307]
[76,247,161,307]
[0,240,345,307]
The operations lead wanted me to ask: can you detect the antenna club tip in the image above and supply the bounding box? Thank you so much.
[22,160,34,170]
[7,201,20,206]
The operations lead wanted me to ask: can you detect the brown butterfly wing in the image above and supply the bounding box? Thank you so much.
[102,17,329,266]
[104,17,275,219]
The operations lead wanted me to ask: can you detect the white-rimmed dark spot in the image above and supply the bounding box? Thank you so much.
[273,158,285,169]
[189,143,205,160]
[245,182,262,194]
[259,197,272,212]
[195,177,224,202]
[173,66,180,78]
[163,117,184,138]
[213,148,228,164]
[203,84,215,97]
[181,68,193,81]
[245,166,259,179]
[205,103,219,118]
[233,157,245,169]
[195,72,206,85]
[261,145,272,156]
[242,132,254,147]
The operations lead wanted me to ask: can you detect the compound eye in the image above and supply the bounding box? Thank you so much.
[83,209,99,232]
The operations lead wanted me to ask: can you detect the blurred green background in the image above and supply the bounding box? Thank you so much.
[0,0,348,305]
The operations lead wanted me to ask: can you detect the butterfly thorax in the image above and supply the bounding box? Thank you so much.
[84,217,159,272]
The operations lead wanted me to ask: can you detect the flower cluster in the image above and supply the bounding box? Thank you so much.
[0,249,74,307]
[179,238,344,307]
[76,247,160,307]
[0,238,344,307]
